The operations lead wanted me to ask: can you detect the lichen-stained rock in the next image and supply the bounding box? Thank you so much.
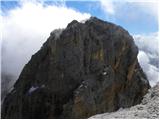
[1,17,150,119]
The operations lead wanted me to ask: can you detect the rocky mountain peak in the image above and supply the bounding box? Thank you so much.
[2,17,150,119]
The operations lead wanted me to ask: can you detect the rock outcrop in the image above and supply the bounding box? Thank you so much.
[90,83,159,119]
[1,17,150,119]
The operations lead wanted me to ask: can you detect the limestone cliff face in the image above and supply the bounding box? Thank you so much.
[1,17,150,119]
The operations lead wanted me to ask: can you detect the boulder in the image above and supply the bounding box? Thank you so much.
[1,17,150,118]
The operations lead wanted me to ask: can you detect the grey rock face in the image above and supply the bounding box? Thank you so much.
[1,17,150,119]
[90,83,159,119]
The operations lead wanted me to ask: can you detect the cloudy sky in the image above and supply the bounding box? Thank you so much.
[1,0,159,89]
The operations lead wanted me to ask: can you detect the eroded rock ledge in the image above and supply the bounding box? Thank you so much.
[2,17,150,119]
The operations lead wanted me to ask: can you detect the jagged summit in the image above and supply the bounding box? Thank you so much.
[2,17,150,119]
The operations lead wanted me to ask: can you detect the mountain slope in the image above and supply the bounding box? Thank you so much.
[1,17,150,119]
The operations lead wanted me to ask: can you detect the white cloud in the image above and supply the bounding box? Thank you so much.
[138,51,159,86]
[134,33,159,87]
[133,33,158,54]
[1,1,90,92]
[135,2,158,19]
[99,0,158,19]
[100,0,115,15]
[138,51,150,70]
